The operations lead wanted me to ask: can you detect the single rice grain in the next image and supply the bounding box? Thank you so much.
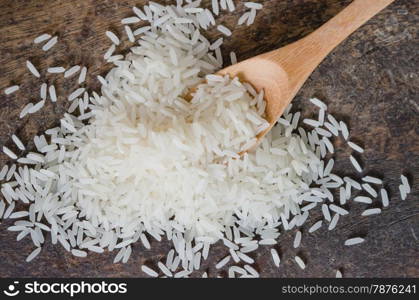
[4,85,19,95]
[26,60,41,78]
[344,237,364,246]
[34,33,51,44]
[294,256,305,270]
[361,208,381,216]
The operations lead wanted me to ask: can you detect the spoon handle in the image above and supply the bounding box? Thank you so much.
[264,0,395,99]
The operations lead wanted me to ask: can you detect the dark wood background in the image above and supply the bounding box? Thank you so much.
[0,0,417,278]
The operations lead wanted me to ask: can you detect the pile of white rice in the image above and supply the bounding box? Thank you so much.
[0,0,412,277]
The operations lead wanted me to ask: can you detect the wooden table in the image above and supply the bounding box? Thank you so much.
[0,0,417,277]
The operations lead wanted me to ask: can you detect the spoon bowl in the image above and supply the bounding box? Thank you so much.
[219,58,290,139]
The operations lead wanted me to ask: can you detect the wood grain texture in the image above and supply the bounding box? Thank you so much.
[0,0,417,278]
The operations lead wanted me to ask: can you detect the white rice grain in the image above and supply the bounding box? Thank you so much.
[308,220,322,233]
[328,214,339,231]
[122,17,140,24]
[34,33,51,44]
[401,175,411,193]
[26,60,41,78]
[78,67,87,84]
[212,0,219,15]
[244,2,263,10]
[42,36,58,51]
[399,185,407,200]
[6,164,15,181]
[0,166,8,180]
[237,252,254,264]
[344,176,362,190]
[303,119,321,128]
[122,246,132,263]
[49,85,57,102]
[140,233,150,249]
[125,26,135,43]
[47,67,66,74]
[344,237,365,246]
[26,247,42,262]
[68,88,85,101]
[246,8,256,26]
[362,183,378,198]
[133,26,151,36]
[4,85,19,95]
[244,265,259,277]
[348,141,364,153]
[106,31,120,45]
[329,204,349,216]
[230,51,237,65]
[327,114,340,130]
[353,196,372,204]
[64,65,81,78]
[113,248,125,263]
[9,211,29,219]
[310,97,327,110]
[11,135,25,151]
[28,100,45,114]
[316,127,332,138]
[380,188,389,207]
[362,176,382,185]
[141,265,158,277]
[238,12,250,25]
[3,146,17,159]
[40,83,47,100]
[340,121,349,140]
[71,249,87,257]
[349,155,363,173]
[229,249,240,263]
[361,208,381,216]
[3,202,15,219]
[217,25,232,36]
[293,231,302,248]
[133,6,147,20]
[321,204,331,222]
[226,0,235,12]
[294,256,305,270]
[270,248,280,267]
[158,261,173,277]
[216,255,231,269]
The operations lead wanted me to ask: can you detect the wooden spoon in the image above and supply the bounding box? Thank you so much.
[217,0,395,151]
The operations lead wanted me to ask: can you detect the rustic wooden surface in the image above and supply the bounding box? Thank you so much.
[0,0,417,278]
